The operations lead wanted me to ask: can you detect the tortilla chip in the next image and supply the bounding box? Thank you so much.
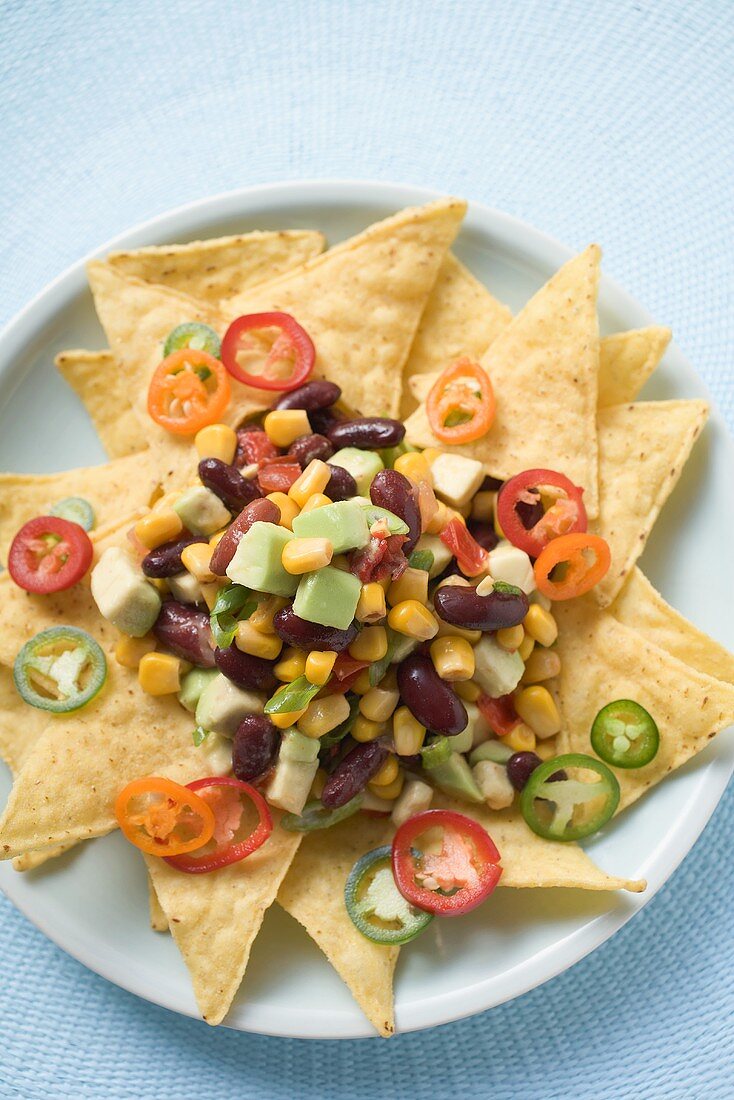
[55,350,148,460]
[554,597,734,811]
[613,568,734,685]
[405,246,601,516]
[277,814,398,1037]
[225,199,467,418]
[148,875,169,932]
[144,820,301,1025]
[400,253,512,416]
[107,230,325,307]
[0,449,162,565]
[592,400,708,607]
[598,326,671,406]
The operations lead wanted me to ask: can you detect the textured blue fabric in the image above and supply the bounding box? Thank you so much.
[1,1,733,1096]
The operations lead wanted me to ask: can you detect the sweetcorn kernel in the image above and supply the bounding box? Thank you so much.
[115,633,156,669]
[263,409,311,448]
[138,652,181,695]
[194,423,237,464]
[299,492,332,514]
[305,650,338,686]
[355,582,387,624]
[349,625,388,663]
[369,754,399,787]
[288,460,331,507]
[387,567,429,607]
[352,716,387,742]
[134,510,183,550]
[266,492,300,530]
[235,620,283,660]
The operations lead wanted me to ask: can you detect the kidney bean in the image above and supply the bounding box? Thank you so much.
[506,751,542,791]
[274,379,341,412]
[198,457,261,512]
[467,520,499,553]
[210,498,281,576]
[214,644,278,693]
[153,601,215,667]
[481,475,504,492]
[433,585,529,632]
[273,607,358,651]
[370,469,421,553]
[232,715,280,782]
[327,417,405,450]
[321,740,389,808]
[142,536,207,578]
[397,653,467,736]
[287,433,334,467]
[325,463,357,501]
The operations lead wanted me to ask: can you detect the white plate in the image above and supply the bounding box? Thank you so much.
[1,180,732,1040]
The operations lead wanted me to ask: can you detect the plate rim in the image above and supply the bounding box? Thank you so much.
[1,177,733,1039]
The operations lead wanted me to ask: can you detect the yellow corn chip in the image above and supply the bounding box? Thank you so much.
[0,449,162,565]
[107,230,325,307]
[592,400,708,607]
[400,253,512,416]
[405,247,601,516]
[598,326,671,407]
[148,874,169,932]
[613,568,734,684]
[554,597,734,811]
[144,820,302,1025]
[225,199,467,418]
[55,350,148,459]
[277,814,399,1037]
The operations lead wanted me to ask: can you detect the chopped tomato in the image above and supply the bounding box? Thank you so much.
[8,516,94,594]
[534,532,611,600]
[235,425,279,467]
[115,777,216,857]
[440,518,489,577]
[257,461,302,493]
[350,533,409,583]
[221,312,315,392]
[497,469,587,558]
[477,693,521,737]
[164,777,272,874]
[426,357,496,444]
[147,349,230,435]
[392,809,502,916]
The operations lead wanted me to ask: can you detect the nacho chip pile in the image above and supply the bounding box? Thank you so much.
[0,199,732,1038]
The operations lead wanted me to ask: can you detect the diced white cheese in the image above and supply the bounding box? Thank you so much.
[530,589,552,611]
[391,778,433,828]
[194,673,265,738]
[90,546,161,637]
[473,760,515,810]
[167,571,204,605]
[266,757,318,815]
[473,635,525,697]
[429,453,485,509]
[485,541,536,595]
[464,701,492,750]
[173,485,231,536]
[199,732,234,777]
[414,533,452,578]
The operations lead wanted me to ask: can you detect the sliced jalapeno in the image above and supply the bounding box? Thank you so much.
[163,322,221,359]
[591,699,660,768]
[14,626,107,713]
[281,793,364,832]
[345,844,433,945]
[49,496,96,531]
[520,753,620,841]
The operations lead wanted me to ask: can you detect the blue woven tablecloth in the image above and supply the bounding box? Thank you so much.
[1,1,733,1096]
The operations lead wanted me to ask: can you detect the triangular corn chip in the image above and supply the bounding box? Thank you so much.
[0,664,49,777]
[613,568,734,685]
[107,230,324,307]
[405,247,601,516]
[554,597,734,811]
[597,326,671,406]
[225,199,467,418]
[277,815,399,1037]
[0,450,161,565]
[55,350,149,459]
[144,820,301,1025]
[400,253,512,416]
[148,874,169,932]
[592,400,708,607]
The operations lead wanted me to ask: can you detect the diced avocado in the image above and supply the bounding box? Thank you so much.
[173,485,231,536]
[448,702,484,755]
[225,522,298,596]
[487,541,536,595]
[293,565,361,630]
[178,667,218,713]
[464,700,492,750]
[90,546,161,637]
[329,447,384,496]
[167,570,203,605]
[280,726,320,764]
[415,533,452,578]
[473,636,525,697]
[266,755,318,815]
[292,499,370,554]
[426,751,483,804]
[429,452,485,509]
[198,732,234,776]
[469,740,513,767]
[359,503,409,535]
[195,673,264,737]
[390,633,419,664]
